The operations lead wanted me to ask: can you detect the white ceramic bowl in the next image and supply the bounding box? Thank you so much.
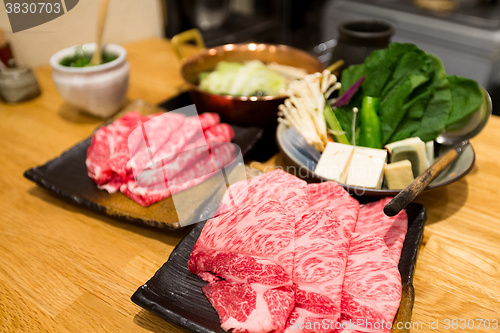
[50,43,129,118]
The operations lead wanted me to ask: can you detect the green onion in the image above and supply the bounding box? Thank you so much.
[324,102,350,145]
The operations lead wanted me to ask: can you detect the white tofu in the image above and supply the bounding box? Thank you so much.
[314,142,355,183]
[385,137,429,176]
[425,141,434,166]
[346,147,387,189]
[384,160,415,190]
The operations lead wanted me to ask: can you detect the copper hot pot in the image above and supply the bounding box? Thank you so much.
[172,29,325,127]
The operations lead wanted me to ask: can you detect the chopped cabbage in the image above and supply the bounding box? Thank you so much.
[199,60,288,97]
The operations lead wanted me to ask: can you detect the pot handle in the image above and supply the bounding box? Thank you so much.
[326,59,345,76]
[171,28,206,62]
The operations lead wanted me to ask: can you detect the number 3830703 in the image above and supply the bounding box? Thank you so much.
[5,2,61,14]
[442,319,498,330]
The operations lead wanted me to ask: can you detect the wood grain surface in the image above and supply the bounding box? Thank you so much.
[0,38,499,332]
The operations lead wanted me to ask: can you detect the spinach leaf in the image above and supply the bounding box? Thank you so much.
[333,42,481,146]
[446,75,483,128]
[389,53,451,143]
[389,88,432,142]
[375,49,431,142]
[411,54,451,142]
[339,64,365,95]
[363,43,421,97]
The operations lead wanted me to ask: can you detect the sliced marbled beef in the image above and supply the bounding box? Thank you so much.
[190,172,407,333]
[189,199,297,333]
[127,112,219,174]
[284,181,360,333]
[338,198,407,333]
[134,123,234,190]
[216,169,309,216]
[86,111,232,206]
[86,112,148,187]
[120,140,236,206]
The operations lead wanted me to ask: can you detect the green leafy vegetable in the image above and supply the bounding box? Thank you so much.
[339,64,365,96]
[391,53,451,143]
[446,75,483,128]
[335,42,482,145]
[59,46,117,67]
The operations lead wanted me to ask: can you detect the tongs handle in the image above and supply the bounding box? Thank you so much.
[171,28,206,62]
[384,148,458,216]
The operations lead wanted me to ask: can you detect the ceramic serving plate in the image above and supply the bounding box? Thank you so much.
[131,201,426,333]
[276,86,493,197]
[23,99,264,230]
[276,122,476,197]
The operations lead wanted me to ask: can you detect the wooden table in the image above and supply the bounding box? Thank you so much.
[0,38,499,332]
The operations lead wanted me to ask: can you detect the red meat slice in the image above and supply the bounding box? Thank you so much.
[121,139,236,206]
[128,112,220,173]
[338,198,407,333]
[286,211,355,332]
[353,197,407,263]
[307,182,359,232]
[203,281,295,333]
[87,111,231,206]
[280,182,359,333]
[87,112,149,185]
[217,169,309,216]
[101,112,153,181]
[134,123,234,190]
[189,199,297,332]
[97,173,124,194]
[126,111,185,175]
[86,126,113,185]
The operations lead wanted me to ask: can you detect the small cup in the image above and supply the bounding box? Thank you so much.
[50,43,129,118]
[330,21,394,70]
[0,65,41,103]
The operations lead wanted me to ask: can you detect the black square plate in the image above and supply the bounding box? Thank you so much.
[131,203,426,332]
[23,99,264,230]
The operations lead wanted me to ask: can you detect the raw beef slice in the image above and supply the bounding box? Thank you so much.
[121,139,236,206]
[87,111,233,206]
[87,112,149,186]
[216,169,309,217]
[189,199,297,332]
[287,210,352,333]
[128,112,220,173]
[284,182,360,333]
[338,198,408,333]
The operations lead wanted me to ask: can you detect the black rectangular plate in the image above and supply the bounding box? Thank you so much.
[131,203,426,333]
[23,100,264,230]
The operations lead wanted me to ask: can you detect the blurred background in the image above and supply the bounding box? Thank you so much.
[2,0,500,112]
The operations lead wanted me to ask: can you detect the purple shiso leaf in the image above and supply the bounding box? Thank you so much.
[334,75,366,107]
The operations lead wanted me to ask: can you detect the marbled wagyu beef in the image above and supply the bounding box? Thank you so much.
[188,170,408,333]
[86,111,234,206]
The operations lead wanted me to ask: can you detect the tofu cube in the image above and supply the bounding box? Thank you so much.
[425,141,434,166]
[346,147,387,189]
[314,142,355,183]
[384,160,415,190]
[385,137,429,176]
